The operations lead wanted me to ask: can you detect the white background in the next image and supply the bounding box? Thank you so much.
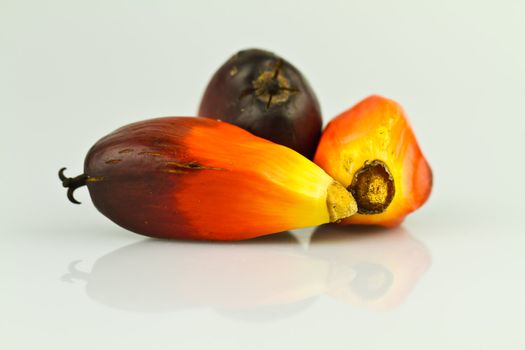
[2,0,525,349]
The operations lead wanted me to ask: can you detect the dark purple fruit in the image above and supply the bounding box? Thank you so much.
[198,48,322,159]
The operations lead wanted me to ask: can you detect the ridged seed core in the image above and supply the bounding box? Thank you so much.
[349,160,395,215]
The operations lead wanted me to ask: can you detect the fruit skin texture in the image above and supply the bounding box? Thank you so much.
[314,95,432,227]
[83,117,355,241]
[198,48,322,159]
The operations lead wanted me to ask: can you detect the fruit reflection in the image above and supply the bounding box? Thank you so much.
[63,228,430,316]
[310,225,431,310]
[63,233,328,313]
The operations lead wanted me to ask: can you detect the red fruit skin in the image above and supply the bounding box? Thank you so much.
[84,120,196,238]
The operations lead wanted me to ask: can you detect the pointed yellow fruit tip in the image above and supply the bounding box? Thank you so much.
[326,181,357,222]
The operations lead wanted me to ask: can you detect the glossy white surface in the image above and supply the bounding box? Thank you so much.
[2,0,525,349]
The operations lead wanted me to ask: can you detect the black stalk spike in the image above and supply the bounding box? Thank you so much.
[59,167,88,204]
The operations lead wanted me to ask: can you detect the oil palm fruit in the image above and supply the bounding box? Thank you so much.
[314,95,432,227]
[59,117,356,240]
[198,48,322,159]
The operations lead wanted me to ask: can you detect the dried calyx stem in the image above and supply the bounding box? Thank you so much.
[349,160,395,214]
[251,59,299,109]
[59,167,88,204]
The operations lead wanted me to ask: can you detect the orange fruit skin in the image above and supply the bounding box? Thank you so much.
[314,95,432,227]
